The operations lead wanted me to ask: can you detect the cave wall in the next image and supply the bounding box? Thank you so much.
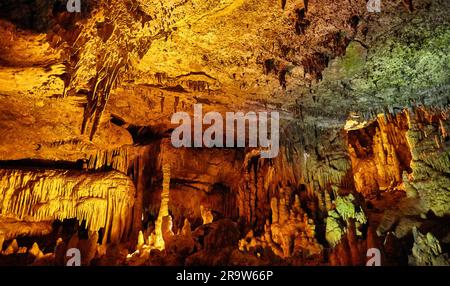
[347,113,412,197]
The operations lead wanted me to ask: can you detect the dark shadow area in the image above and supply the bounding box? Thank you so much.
[0,0,95,32]
[110,114,168,145]
[0,158,82,170]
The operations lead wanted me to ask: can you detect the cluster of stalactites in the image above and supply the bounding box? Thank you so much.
[238,143,351,230]
[347,112,412,197]
[87,146,131,174]
[0,169,135,243]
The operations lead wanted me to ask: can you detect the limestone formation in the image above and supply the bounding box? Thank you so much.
[0,169,135,243]
[325,194,366,247]
[0,0,448,267]
[239,193,322,259]
[153,161,172,250]
[29,242,43,258]
[3,239,19,255]
[200,205,214,225]
[409,227,450,266]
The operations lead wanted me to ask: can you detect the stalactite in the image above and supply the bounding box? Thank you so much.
[89,58,125,140]
[347,112,412,197]
[87,146,131,174]
[0,169,135,243]
[66,0,174,140]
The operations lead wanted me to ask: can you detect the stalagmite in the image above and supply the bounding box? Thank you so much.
[153,161,171,250]
[29,242,43,258]
[0,232,4,251]
[137,231,145,251]
[181,219,192,237]
[200,205,214,225]
[17,247,27,254]
[3,239,18,255]
[240,195,321,258]
[79,231,99,265]
[67,233,79,254]
[162,216,175,247]
[279,196,289,224]
[54,238,67,266]
[325,191,332,211]
[326,211,344,248]
[271,197,279,223]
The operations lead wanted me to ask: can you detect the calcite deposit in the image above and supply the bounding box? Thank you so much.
[0,0,448,266]
[0,169,135,243]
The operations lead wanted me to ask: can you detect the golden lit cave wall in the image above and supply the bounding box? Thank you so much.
[84,130,353,236]
[0,169,135,243]
[346,107,450,217]
[347,113,412,197]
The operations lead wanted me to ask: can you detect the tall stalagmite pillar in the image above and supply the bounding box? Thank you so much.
[154,157,171,250]
[130,147,147,245]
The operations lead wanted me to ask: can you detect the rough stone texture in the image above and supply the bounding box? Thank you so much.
[0,169,135,243]
[403,108,450,217]
[0,0,449,266]
[409,227,449,266]
[325,194,367,247]
[348,113,412,198]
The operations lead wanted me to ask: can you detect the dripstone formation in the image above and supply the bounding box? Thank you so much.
[0,0,449,266]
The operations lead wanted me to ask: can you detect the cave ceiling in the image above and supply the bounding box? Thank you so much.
[0,0,446,161]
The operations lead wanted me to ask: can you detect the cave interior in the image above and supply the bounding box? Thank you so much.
[0,0,449,266]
